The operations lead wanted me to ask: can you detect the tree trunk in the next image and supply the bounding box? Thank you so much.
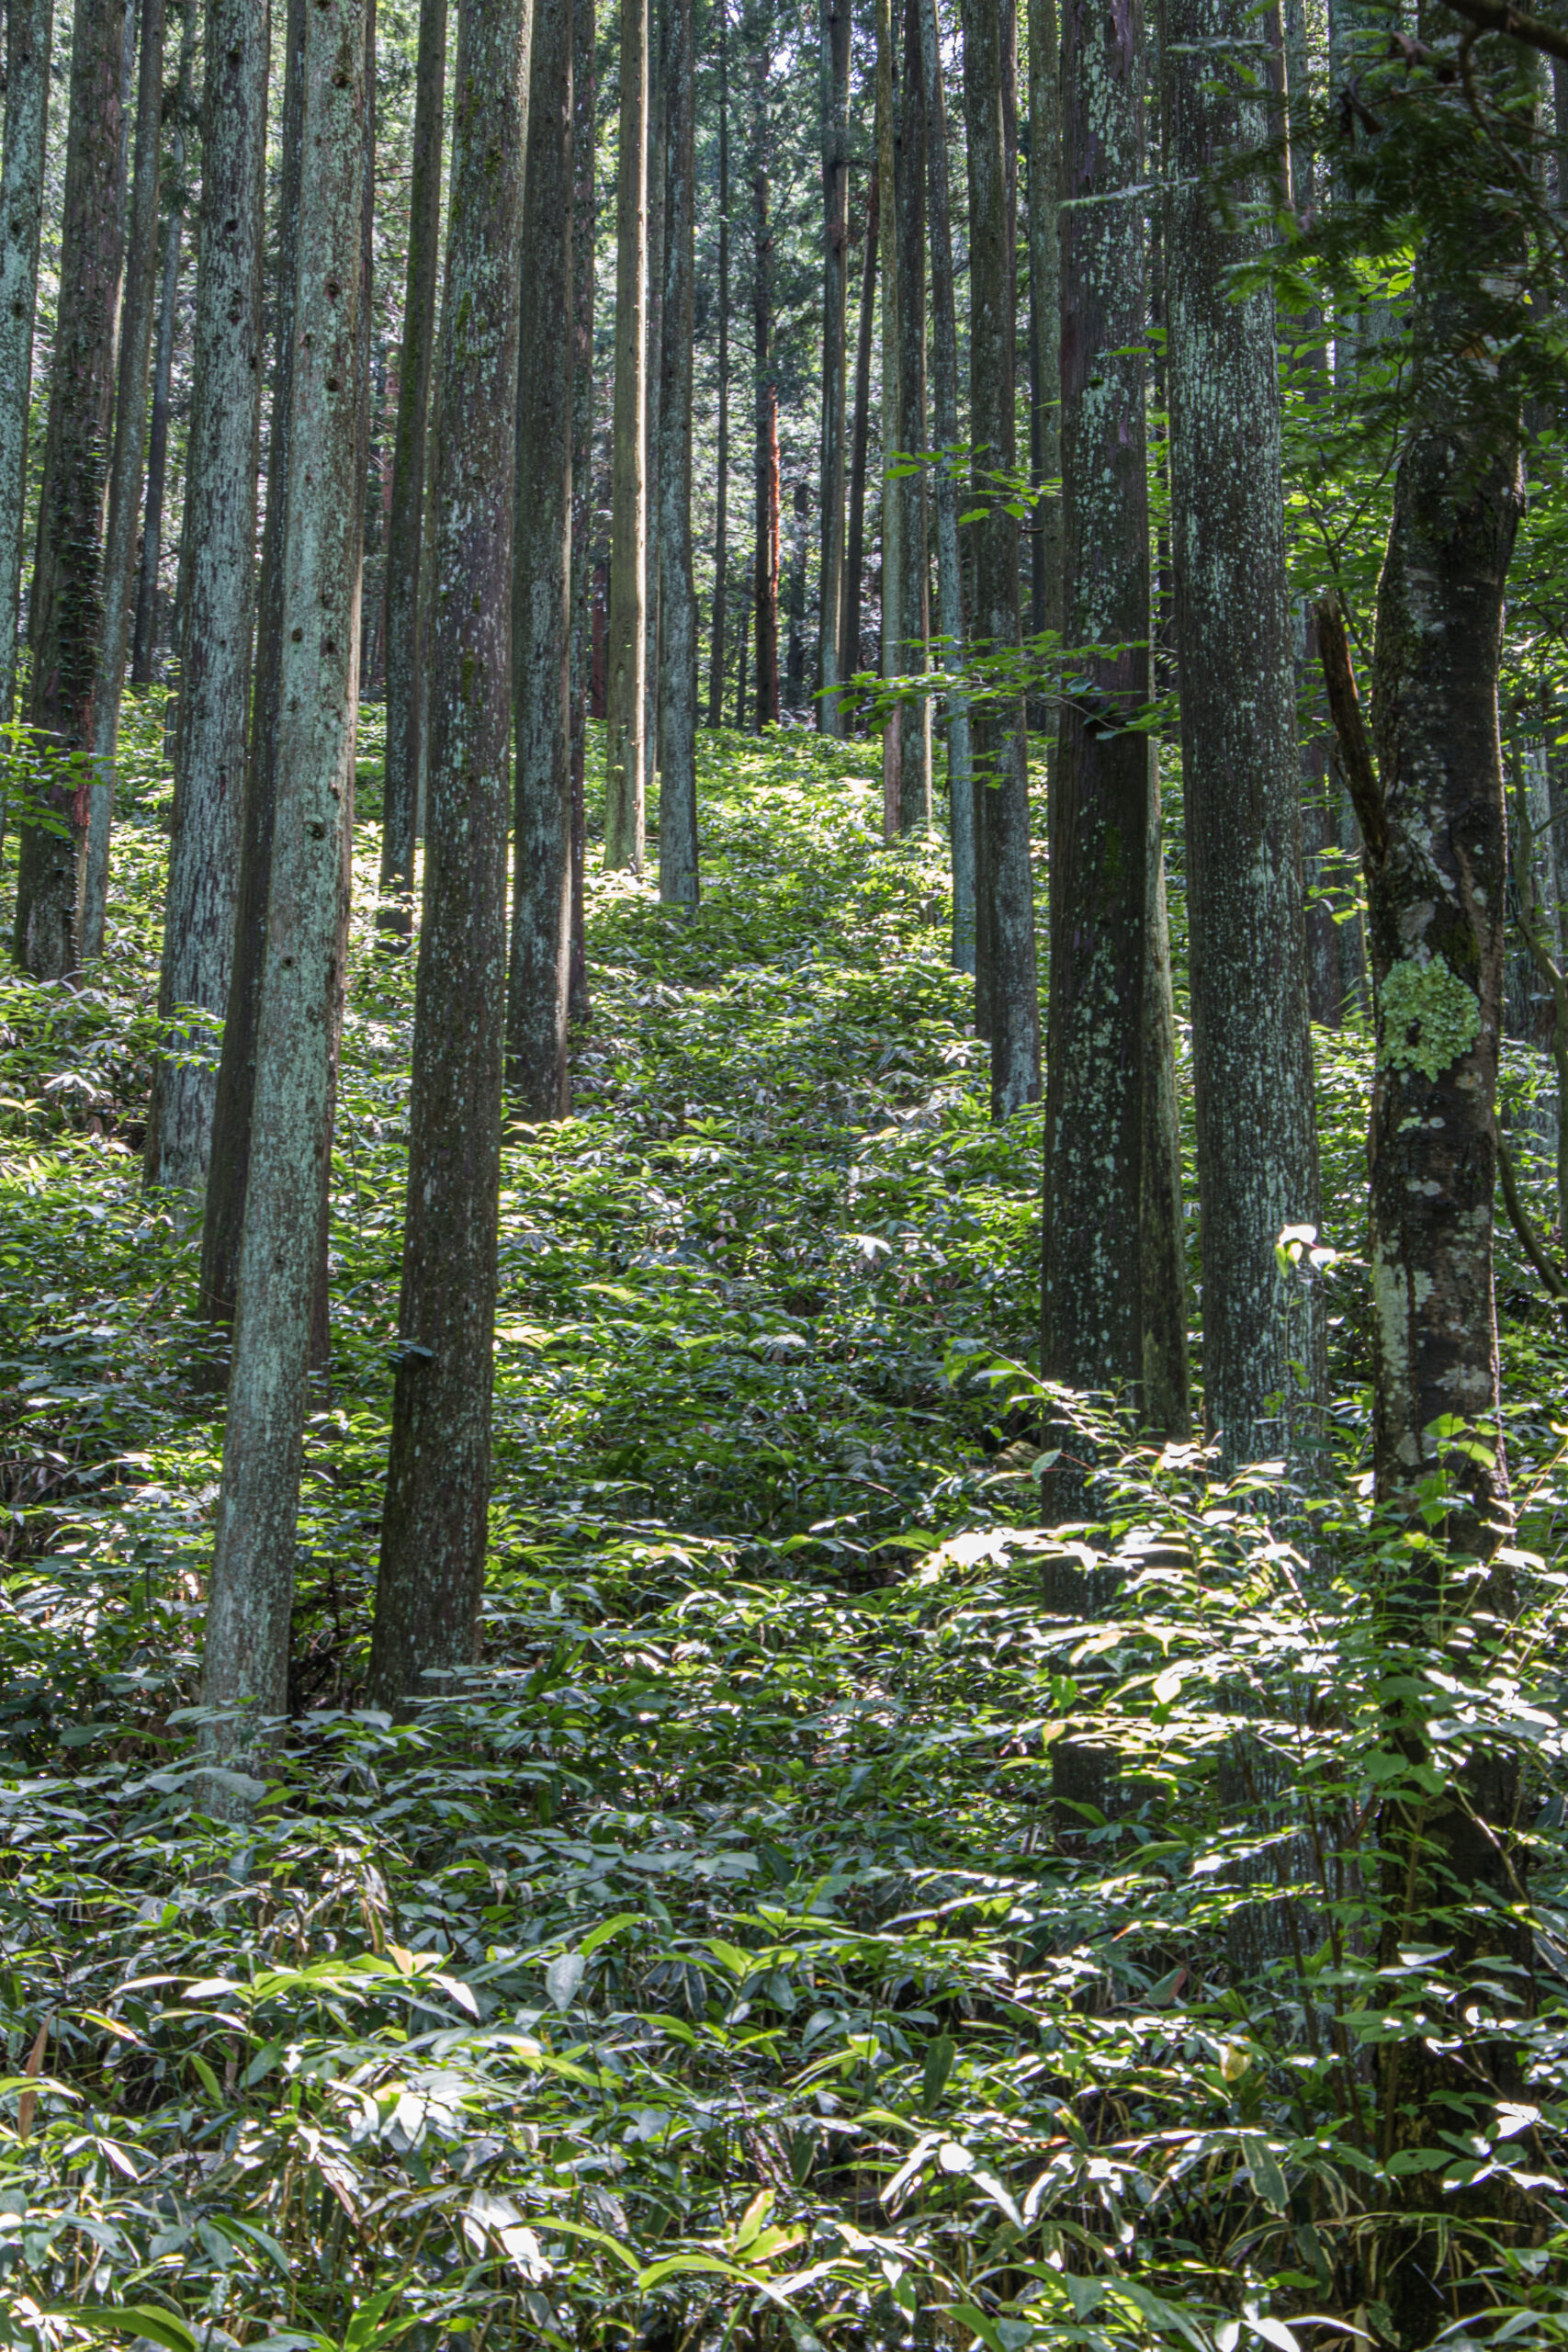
[875,0,901,828]
[370,0,530,1714]
[1043,0,1187,1418]
[0,0,53,738]
[917,0,971,966]
[130,6,198,690]
[1027,0,1061,653]
[604,0,649,865]
[642,15,665,797]
[1161,0,1321,1469]
[817,0,851,735]
[508,0,574,1116]
[894,0,930,828]
[13,0,127,981]
[80,0,168,961]
[568,0,594,1017]
[840,162,876,713]
[378,0,446,939]
[144,0,270,1194]
[197,0,307,1333]
[750,8,779,731]
[199,0,370,1768]
[961,0,1039,1120]
[705,0,729,730]
[657,0,698,904]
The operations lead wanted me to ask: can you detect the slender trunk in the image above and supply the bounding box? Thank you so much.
[0,0,53,738]
[1043,0,1187,1418]
[131,6,197,690]
[14,0,127,981]
[1162,0,1321,1468]
[875,0,901,828]
[80,0,167,961]
[144,0,270,1193]
[706,0,729,729]
[894,0,930,828]
[657,0,698,904]
[604,0,649,865]
[370,0,529,1713]
[840,163,876,713]
[917,0,971,965]
[961,0,1039,1119]
[1027,0,1061,652]
[198,0,369,1767]
[197,0,307,1333]
[508,0,574,1115]
[377,0,446,938]
[750,8,779,729]
[818,0,851,734]
[734,571,749,727]
[568,0,594,1016]
[643,15,665,796]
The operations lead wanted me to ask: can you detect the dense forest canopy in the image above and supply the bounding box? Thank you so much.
[0,1,1566,2348]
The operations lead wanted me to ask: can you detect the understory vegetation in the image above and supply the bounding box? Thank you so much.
[1,710,1566,2351]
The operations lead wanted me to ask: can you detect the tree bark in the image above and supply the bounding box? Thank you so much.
[568,0,594,1017]
[508,0,574,1116]
[1161,0,1322,1468]
[13,0,127,980]
[1027,0,1061,652]
[705,0,729,730]
[894,0,930,828]
[130,2,198,690]
[642,13,665,796]
[840,163,876,712]
[917,0,972,965]
[1043,0,1187,1419]
[80,0,168,961]
[875,0,901,826]
[604,0,649,865]
[144,0,270,1195]
[750,3,779,730]
[961,0,1039,1119]
[817,0,851,734]
[370,0,531,1714]
[199,0,370,1766]
[378,0,446,939]
[0,0,53,737]
[657,0,698,904]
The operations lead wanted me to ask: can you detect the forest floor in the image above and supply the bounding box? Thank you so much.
[0,709,1565,2350]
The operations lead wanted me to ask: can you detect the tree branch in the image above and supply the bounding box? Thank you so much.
[1313,596,1388,865]
[1438,0,1568,65]
[1495,1125,1568,1308]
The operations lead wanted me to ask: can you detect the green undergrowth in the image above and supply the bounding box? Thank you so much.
[0,705,1564,2350]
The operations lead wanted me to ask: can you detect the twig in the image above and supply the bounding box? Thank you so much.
[1312,596,1388,865]
[1440,0,1568,66]
[1495,1125,1568,1308]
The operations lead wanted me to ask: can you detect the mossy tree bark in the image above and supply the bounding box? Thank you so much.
[817,0,851,735]
[1027,0,1061,654]
[875,0,902,827]
[749,0,780,730]
[604,0,649,865]
[13,0,127,980]
[0,0,53,737]
[370,0,532,1713]
[894,0,930,828]
[567,0,594,1015]
[145,0,271,1195]
[705,0,730,731]
[377,0,446,938]
[657,0,698,904]
[130,0,198,689]
[508,0,574,1116]
[199,0,371,1766]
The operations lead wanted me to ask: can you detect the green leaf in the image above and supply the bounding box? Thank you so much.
[61,2310,199,2352]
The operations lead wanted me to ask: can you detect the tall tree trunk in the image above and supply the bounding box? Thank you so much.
[643,14,665,796]
[894,0,930,828]
[0,0,53,740]
[706,0,729,729]
[13,0,127,980]
[917,0,971,965]
[80,0,168,961]
[1043,0,1187,1419]
[817,0,851,735]
[198,0,370,1769]
[750,4,779,730]
[198,0,307,1332]
[1162,0,1321,1468]
[568,0,594,1016]
[875,0,901,828]
[371,0,531,1714]
[961,0,1039,1119]
[657,0,698,904]
[508,0,573,1115]
[378,0,446,938]
[130,3,197,689]
[840,162,876,714]
[604,0,649,865]
[144,0,270,1194]
[1027,0,1061,653]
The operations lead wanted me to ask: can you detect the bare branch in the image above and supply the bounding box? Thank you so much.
[1439,0,1568,66]
[1313,596,1388,865]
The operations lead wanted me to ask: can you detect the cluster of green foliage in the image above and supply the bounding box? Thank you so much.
[0,710,1565,2351]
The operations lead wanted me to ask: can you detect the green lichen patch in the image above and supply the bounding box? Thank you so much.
[1378,952,1481,1081]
